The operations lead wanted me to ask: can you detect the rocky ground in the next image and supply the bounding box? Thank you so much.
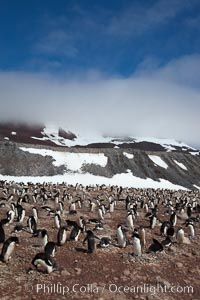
[0,185,200,300]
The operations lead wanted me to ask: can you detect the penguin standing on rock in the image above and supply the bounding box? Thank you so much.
[54,213,61,229]
[116,225,126,248]
[44,242,57,257]
[138,226,146,249]
[0,222,5,243]
[176,227,185,244]
[150,214,157,229]
[27,216,37,233]
[170,212,177,227]
[0,237,19,263]
[70,223,82,241]
[186,221,195,237]
[83,230,99,253]
[132,231,142,256]
[57,227,68,246]
[32,207,38,223]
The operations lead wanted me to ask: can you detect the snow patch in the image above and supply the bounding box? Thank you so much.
[148,155,168,169]
[193,184,200,190]
[123,152,134,159]
[0,171,187,190]
[190,152,200,156]
[19,147,107,170]
[174,160,187,171]
[11,131,17,135]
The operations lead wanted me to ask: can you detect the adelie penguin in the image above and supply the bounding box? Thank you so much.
[44,242,57,257]
[7,210,15,224]
[149,214,157,229]
[160,221,170,236]
[70,223,82,241]
[126,211,135,230]
[132,231,142,257]
[33,229,48,247]
[32,207,38,223]
[116,225,126,248]
[83,230,99,253]
[0,221,5,243]
[57,226,68,246]
[54,213,61,229]
[31,252,58,274]
[0,237,19,263]
[146,239,163,253]
[176,227,185,244]
[27,216,37,234]
[98,237,111,248]
[170,212,177,227]
[138,226,146,249]
[186,221,195,237]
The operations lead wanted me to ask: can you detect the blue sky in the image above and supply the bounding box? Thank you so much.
[0,0,199,76]
[0,0,200,146]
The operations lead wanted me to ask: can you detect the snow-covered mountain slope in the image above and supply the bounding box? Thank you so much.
[0,122,198,152]
[0,122,199,190]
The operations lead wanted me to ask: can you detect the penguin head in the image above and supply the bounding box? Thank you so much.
[10,236,19,244]
[86,230,94,238]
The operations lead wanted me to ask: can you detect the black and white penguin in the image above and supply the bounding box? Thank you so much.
[99,237,111,248]
[17,206,25,223]
[160,221,170,236]
[0,221,5,243]
[7,210,15,224]
[176,227,185,244]
[70,223,82,241]
[54,213,61,229]
[109,201,115,213]
[69,202,76,212]
[170,212,177,227]
[94,223,104,231]
[138,226,146,249]
[186,221,195,237]
[126,211,135,229]
[33,229,48,247]
[83,230,98,253]
[132,232,142,256]
[78,216,86,232]
[98,207,104,221]
[146,239,163,253]
[44,242,57,257]
[27,216,37,233]
[161,236,172,248]
[58,201,64,213]
[31,252,57,273]
[32,207,38,223]
[116,224,126,248]
[0,237,19,262]
[57,226,68,246]
[89,200,96,212]
[150,214,157,229]
[166,226,175,237]
[187,205,192,218]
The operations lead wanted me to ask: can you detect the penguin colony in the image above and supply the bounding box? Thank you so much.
[0,180,199,274]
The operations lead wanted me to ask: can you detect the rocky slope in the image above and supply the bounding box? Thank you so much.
[0,122,199,190]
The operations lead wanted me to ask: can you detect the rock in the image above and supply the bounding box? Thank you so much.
[74,268,82,275]
[61,270,71,276]
[192,250,197,256]
[175,262,183,268]
[123,269,130,276]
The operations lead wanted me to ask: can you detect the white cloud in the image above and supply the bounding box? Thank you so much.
[0,54,199,147]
